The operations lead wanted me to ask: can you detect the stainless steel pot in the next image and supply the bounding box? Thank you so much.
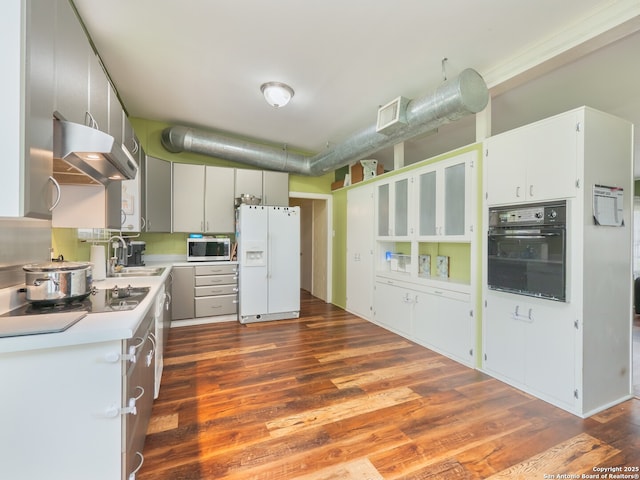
[23,261,93,304]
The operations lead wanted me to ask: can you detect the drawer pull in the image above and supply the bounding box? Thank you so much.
[146,334,156,367]
[128,452,144,480]
[105,386,145,418]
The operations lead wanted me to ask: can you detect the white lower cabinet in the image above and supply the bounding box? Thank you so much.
[0,304,156,480]
[373,280,413,336]
[483,292,577,409]
[413,288,473,366]
[373,278,473,367]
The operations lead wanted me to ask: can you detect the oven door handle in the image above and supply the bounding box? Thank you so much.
[489,233,561,239]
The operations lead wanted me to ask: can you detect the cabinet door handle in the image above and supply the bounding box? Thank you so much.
[529,185,534,197]
[48,176,61,212]
[85,111,98,130]
[516,186,521,198]
[128,452,144,480]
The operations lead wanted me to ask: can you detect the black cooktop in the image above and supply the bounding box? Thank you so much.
[2,285,150,317]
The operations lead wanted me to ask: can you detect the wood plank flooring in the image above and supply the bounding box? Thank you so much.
[139,292,640,480]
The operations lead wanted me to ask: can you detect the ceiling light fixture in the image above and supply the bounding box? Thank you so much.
[261,82,295,108]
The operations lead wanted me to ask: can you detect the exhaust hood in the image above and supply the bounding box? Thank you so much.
[53,112,137,185]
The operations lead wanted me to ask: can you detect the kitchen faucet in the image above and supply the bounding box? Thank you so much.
[107,235,128,276]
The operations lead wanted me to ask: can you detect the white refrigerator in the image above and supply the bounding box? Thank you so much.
[237,205,300,323]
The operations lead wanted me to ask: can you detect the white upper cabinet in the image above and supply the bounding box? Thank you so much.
[485,110,579,205]
[205,166,235,233]
[173,163,235,233]
[417,152,473,240]
[235,168,263,200]
[173,163,205,232]
[262,170,289,206]
[376,151,473,242]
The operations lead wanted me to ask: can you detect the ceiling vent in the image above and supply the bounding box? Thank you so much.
[376,96,410,135]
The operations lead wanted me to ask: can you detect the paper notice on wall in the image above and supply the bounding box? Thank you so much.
[592,184,624,226]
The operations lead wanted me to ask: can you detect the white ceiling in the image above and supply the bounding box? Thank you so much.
[72,0,640,176]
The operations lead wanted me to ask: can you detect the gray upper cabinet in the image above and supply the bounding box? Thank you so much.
[105,181,122,230]
[54,0,88,125]
[108,83,123,145]
[144,156,172,232]
[26,0,55,219]
[88,52,109,132]
[54,0,113,136]
[123,114,138,157]
[262,170,289,206]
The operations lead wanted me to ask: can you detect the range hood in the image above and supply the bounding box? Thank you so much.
[53,112,137,185]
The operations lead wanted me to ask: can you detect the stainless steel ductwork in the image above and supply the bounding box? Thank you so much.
[161,68,489,176]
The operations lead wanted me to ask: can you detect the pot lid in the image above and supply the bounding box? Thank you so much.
[23,261,92,272]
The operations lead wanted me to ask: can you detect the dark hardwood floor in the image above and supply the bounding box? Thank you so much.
[139,292,640,479]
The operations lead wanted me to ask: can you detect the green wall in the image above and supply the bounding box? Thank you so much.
[52,118,482,320]
[332,189,348,308]
[53,118,335,260]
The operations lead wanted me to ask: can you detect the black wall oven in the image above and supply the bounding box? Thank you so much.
[487,201,567,301]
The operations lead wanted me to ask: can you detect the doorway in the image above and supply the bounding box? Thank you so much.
[634,313,639,398]
[289,192,332,303]
[633,196,640,398]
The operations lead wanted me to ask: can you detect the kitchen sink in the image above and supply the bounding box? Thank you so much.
[109,266,165,278]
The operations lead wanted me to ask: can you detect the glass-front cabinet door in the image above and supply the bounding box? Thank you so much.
[394,177,409,236]
[443,161,466,236]
[377,183,390,236]
[376,175,411,238]
[418,170,436,236]
[416,152,472,241]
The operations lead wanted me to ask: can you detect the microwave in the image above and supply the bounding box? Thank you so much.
[187,237,231,262]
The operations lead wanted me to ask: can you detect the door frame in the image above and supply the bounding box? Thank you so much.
[290,191,333,303]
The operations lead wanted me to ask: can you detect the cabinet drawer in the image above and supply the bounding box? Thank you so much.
[195,264,237,276]
[195,295,237,317]
[195,274,237,286]
[195,284,237,297]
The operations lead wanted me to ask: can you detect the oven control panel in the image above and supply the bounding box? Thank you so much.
[489,201,566,227]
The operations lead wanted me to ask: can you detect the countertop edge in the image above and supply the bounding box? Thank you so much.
[0,266,173,354]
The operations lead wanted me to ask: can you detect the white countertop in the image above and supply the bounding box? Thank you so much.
[0,258,242,355]
[0,268,172,354]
